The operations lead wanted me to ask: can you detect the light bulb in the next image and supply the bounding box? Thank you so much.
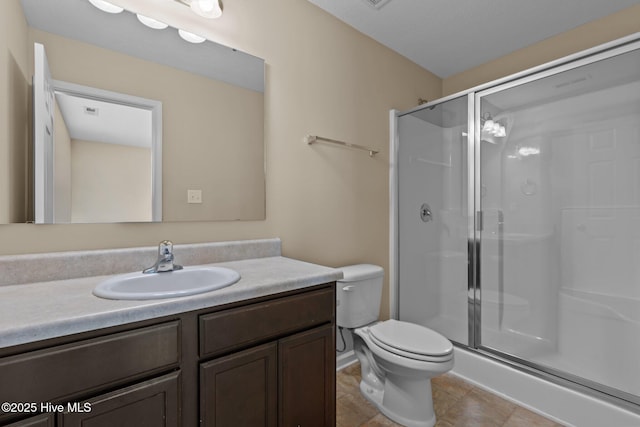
[495,126,506,138]
[190,0,222,19]
[88,0,123,13]
[199,0,214,11]
[137,14,168,29]
[178,29,206,43]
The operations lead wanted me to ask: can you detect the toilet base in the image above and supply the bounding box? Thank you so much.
[352,323,453,427]
[358,380,435,427]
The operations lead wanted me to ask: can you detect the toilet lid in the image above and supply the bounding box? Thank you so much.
[369,319,453,357]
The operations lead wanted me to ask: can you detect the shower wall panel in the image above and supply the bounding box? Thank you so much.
[397,97,468,345]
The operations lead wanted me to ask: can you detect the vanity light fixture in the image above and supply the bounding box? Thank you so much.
[88,0,123,14]
[494,123,506,138]
[174,0,223,19]
[508,146,540,160]
[88,0,210,44]
[190,0,222,18]
[136,14,169,30]
[518,146,540,157]
[178,29,207,43]
[481,112,506,139]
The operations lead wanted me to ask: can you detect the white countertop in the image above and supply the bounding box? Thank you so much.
[0,256,342,349]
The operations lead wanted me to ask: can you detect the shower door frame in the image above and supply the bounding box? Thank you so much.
[391,32,640,413]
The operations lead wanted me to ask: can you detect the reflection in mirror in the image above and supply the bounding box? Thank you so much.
[50,80,162,223]
[0,0,265,224]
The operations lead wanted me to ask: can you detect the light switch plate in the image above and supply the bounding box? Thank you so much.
[187,189,202,204]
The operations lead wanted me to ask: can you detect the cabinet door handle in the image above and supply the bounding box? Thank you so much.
[342,285,354,292]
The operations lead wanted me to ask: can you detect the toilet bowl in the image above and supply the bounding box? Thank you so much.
[354,320,453,427]
[337,265,454,427]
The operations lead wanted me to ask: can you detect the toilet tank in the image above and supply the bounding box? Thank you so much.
[336,264,384,328]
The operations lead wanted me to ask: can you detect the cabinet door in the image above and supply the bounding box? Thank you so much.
[58,371,179,427]
[200,342,277,427]
[278,324,335,427]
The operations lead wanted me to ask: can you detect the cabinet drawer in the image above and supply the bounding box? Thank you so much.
[0,321,179,407]
[3,414,54,427]
[200,286,334,358]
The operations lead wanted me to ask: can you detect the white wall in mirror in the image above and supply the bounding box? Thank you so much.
[52,80,162,223]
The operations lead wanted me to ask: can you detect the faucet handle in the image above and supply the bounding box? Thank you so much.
[158,240,174,255]
[144,240,181,274]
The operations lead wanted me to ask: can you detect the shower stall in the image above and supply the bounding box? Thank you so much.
[391,34,640,416]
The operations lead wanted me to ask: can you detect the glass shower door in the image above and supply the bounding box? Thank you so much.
[397,95,470,345]
[476,46,640,401]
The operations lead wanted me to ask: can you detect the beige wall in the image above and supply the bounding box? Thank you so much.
[1,0,439,321]
[71,140,151,223]
[29,28,265,222]
[5,0,639,321]
[0,0,30,223]
[443,4,640,95]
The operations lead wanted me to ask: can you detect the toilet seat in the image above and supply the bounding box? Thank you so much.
[368,320,453,363]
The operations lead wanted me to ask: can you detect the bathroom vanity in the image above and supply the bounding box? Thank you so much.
[0,239,339,426]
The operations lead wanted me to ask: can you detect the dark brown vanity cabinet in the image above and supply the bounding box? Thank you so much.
[200,342,278,426]
[0,322,181,427]
[57,372,180,427]
[278,324,335,427]
[200,324,335,427]
[4,415,54,427]
[199,286,336,427]
[0,283,336,427]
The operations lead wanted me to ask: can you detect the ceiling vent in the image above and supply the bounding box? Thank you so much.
[361,0,392,10]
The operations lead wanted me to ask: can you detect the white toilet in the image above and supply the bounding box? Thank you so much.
[337,264,454,427]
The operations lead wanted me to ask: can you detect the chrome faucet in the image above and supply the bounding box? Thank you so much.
[143,240,183,274]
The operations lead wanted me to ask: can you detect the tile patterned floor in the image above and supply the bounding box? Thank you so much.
[336,363,566,427]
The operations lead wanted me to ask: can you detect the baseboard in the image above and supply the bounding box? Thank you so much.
[336,350,358,371]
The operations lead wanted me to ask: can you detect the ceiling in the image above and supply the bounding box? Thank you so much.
[307,0,640,78]
[56,92,152,148]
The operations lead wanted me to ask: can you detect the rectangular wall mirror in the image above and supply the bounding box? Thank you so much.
[0,0,265,224]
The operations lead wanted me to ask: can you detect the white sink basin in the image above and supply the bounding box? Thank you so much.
[93,266,240,300]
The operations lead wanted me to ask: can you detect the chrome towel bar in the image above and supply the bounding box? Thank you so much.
[304,135,378,157]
